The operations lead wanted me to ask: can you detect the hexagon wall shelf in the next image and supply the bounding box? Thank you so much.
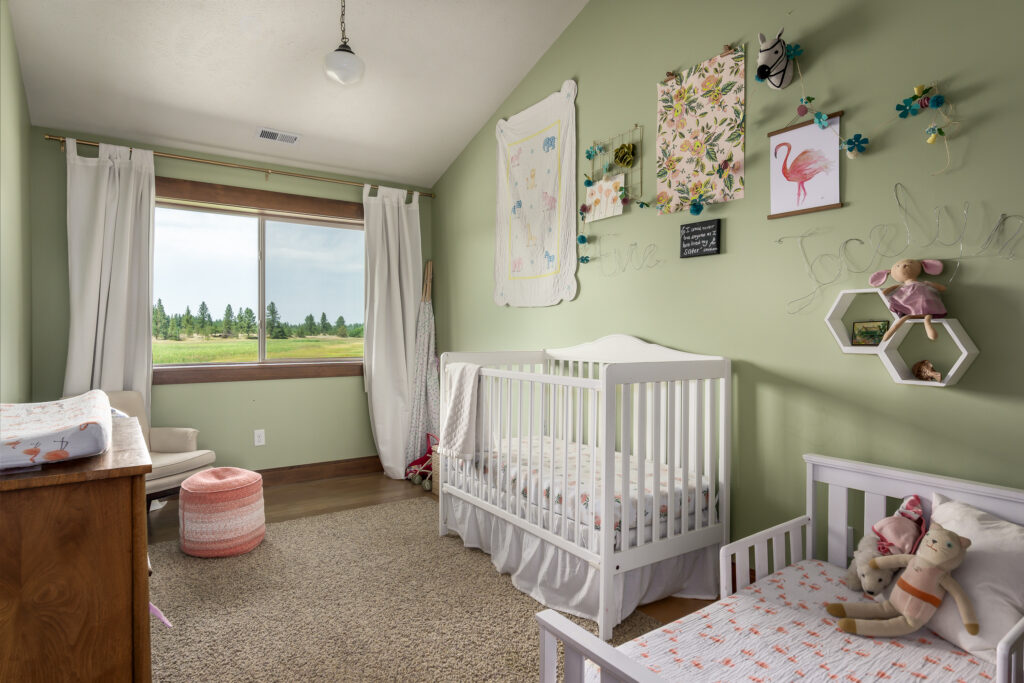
[878,319,978,387]
[825,289,898,355]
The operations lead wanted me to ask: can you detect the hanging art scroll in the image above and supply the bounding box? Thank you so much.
[494,80,578,307]
[656,47,745,214]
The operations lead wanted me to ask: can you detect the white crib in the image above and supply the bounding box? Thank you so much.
[437,335,731,640]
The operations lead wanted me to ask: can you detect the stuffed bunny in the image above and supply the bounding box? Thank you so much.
[870,259,947,341]
[826,522,978,638]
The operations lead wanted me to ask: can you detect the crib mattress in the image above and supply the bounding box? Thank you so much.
[0,390,113,470]
[589,559,995,682]
[460,435,712,535]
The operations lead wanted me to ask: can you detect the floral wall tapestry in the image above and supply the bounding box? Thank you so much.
[494,80,577,307]
[656,47,745,214]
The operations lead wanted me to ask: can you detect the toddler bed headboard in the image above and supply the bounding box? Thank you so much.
[805,453,1024,568]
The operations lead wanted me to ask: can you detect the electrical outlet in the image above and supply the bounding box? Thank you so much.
[254,429,266,447]
[847,525,855,558]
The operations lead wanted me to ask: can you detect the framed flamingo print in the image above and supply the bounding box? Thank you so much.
[767,111,843,219]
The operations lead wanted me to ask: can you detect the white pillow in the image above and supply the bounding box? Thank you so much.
[928,492,1024,663]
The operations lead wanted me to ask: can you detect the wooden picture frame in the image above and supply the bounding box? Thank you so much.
[767,111,843,220]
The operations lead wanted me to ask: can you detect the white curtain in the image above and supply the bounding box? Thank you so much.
[404,262,440,466]
[363,185,422,479]
[63,139,155,410]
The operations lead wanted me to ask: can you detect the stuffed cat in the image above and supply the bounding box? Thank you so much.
[825,522,978,637]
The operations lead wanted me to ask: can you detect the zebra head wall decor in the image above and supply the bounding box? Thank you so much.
[756,28,794,90]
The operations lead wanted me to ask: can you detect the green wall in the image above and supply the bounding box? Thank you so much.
[0,0,32,402]
[431,0,1024,541]
[29,127,432,469]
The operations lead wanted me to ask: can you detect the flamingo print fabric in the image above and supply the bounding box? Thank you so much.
[0,390,113,469]
[587,560,996,681]
[656,48,745,214]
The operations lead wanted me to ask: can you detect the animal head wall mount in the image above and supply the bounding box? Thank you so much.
[756,28,794,90]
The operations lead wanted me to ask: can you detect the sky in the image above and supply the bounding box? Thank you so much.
[153,207,365,325]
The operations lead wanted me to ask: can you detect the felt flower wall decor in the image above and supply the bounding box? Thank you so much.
[896,98,921,118]
[844,133,869,153]
[814,111,830,129]
[929,94,945,108]
[785,43,803,59]
[584,144,603,161]
[613,143,636,168]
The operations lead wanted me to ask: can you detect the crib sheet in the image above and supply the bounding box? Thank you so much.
[588,560,996,681]
[0,390,113,470]
[466,435,711,534]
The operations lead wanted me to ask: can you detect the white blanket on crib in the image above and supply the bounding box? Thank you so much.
[438,362,480,461]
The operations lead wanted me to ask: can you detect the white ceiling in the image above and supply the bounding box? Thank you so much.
[8,0,587,188]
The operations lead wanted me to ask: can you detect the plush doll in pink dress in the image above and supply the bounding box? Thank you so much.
[870,259,947,341]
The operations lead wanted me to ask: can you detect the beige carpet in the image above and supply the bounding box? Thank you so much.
[149,496,659,682]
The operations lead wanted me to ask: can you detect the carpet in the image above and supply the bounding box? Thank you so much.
[149,497,660,682]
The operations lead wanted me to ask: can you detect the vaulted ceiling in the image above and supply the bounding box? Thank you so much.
[8,0,588,187]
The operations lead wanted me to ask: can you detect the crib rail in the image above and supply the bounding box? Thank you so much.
[719,515,811,596]
[537,610,659,683]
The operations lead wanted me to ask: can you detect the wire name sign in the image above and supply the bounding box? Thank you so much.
[776,183,1023,313]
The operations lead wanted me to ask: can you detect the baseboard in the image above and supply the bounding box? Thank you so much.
[258,455,383,487]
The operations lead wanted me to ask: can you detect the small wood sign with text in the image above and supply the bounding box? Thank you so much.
[679,219,721,258]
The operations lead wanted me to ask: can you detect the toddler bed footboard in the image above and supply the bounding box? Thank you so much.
[437,335,731,640]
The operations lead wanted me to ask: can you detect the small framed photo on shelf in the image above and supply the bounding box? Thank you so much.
[851,320,890,346]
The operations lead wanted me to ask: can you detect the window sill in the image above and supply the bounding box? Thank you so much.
[152,360,363,385]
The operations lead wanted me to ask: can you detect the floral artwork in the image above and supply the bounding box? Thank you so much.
[584,173,624,223]
[656,47,745,215]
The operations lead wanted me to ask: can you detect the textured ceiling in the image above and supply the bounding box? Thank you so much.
[8,0,587,188]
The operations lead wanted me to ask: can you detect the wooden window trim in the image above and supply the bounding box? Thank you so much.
[153,177,365,384]
[153,360,363,385]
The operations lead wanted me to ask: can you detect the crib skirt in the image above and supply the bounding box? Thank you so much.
[444,495,718,626]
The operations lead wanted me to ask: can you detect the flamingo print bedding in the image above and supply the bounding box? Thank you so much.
[588,559,995,681]
[1,390,113,470]
[466,435,711,535]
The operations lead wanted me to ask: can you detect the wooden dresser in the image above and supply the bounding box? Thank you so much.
[0,417,152,682]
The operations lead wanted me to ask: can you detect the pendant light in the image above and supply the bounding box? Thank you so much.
[324,0,364,85]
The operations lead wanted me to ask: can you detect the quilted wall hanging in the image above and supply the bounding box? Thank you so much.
[656,47,745,214]
[494,80,577,307]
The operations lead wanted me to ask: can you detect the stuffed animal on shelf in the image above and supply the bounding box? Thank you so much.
[755,29,795,90]
[847,533,897,596]
[826,522,978,638]
[869,258,947,341]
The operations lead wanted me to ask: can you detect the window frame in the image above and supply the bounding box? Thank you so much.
[151,177,365,385]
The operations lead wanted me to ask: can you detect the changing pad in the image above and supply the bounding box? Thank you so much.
[1,390,113,470]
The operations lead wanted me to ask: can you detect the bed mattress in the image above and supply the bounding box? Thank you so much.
[588,559,996,681]
[455,435,712,536]
[1,390,113,470]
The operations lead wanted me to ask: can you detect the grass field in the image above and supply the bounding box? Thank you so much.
[152,336,364,364]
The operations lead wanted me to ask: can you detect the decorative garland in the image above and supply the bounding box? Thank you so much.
[755,31,961,174]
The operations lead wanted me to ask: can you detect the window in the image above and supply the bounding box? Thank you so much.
[151,178,365,383]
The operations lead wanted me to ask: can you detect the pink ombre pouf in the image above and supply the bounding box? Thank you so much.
[179,467,265,558]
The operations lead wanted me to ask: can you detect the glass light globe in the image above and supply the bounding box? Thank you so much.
[324,44,365,85]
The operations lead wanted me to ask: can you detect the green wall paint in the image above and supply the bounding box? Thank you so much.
[0,0,32,402]
[431,0,1024,541]
[28,127,432,468]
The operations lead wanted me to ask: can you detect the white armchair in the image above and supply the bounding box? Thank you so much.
[106,391,216,502]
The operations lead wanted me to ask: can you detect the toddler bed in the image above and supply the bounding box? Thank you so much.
[438,335,731,640]
[537,454,1024,682]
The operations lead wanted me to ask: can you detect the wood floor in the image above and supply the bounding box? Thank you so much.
[147,473,710,624]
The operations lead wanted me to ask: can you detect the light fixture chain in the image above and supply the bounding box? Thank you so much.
[339,0,348,45]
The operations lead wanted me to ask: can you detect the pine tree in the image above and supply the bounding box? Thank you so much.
[153,299,169,339]
[197,301,210,336]
[182,306,194,337]
[223,304,235,337]
[240,307,256,336]
[267,302,288,338]
[319,312,330,335]
[303,313,317,335]
[334,315,348,337]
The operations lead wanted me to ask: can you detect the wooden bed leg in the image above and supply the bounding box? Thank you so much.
[599,566,615,641]
[539,624,558,682]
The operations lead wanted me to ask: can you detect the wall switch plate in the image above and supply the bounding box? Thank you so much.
[254,429,266,447]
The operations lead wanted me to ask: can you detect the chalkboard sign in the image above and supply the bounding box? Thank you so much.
[680,219,721,258]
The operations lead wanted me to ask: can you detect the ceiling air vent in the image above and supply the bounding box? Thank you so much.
[257,128,300,144]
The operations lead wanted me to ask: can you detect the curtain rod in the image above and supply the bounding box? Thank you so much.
[42,134,434,199]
